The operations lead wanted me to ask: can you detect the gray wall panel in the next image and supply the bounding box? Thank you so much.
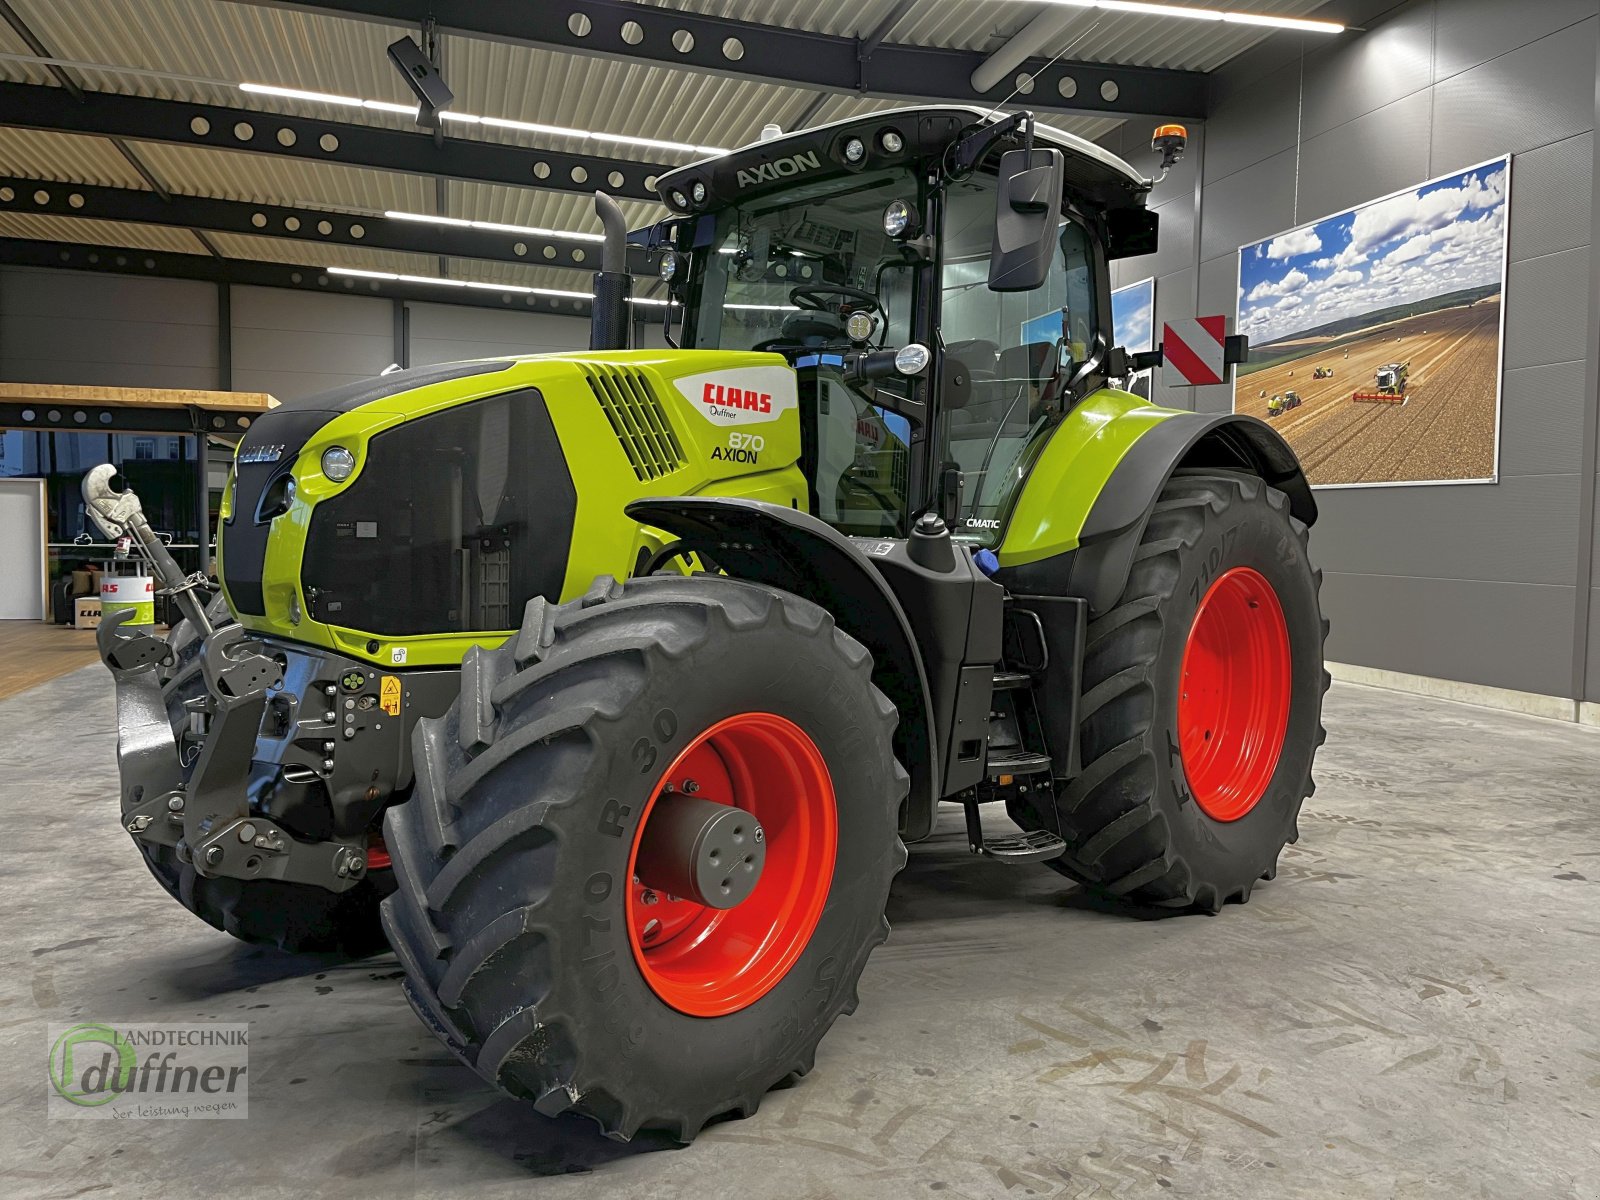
[1433,0,1599,81]
[1505,132,1594,265]
[1296,89,1436,222]
[1320,571,1578,697]
[1311,473,1581,586]
[1498,359,1592,478]
[1429,21,1598,173]
[1300,1,1435,140]
[406,301,591,366]
[1198,147,1298,263]
[0,266,216,390]
[1502,245,1592,372]
[1202,58,1302,186]
[230,286,392,401]
[1588,589,1600,701]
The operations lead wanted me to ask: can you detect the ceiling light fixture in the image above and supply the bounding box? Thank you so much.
[326,265,675,304]
[238,83,726,156]
[383,210,607,243]
[1033,1,1344,33]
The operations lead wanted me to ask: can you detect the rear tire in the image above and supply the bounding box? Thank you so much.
[382,575,907,1142]
[137,592,393,956]
[1009,471,1328,911]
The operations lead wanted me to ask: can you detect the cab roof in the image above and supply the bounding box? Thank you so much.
[654,104,1153,218]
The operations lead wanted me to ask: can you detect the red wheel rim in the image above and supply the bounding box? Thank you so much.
[626,712,836,1017]
[1178,567,1291,822]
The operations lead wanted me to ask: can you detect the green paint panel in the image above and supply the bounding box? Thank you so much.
[997,388,1186,568]
[220,350,807,669]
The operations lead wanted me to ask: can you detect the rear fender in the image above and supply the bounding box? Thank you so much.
[625,497,939,841]
[1002,411,1315,616]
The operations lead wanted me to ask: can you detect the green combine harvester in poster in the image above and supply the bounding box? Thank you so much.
[85,107,1327,1143]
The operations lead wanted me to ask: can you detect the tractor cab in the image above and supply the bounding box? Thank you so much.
[644,107,1154,545]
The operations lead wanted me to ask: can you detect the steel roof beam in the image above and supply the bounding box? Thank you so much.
[0,82,667,201]
[234,0,1208,120]
[0,174,652,273]
[0,235,597,317]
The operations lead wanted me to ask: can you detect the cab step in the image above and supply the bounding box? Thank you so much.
[986,748,1051,778]
[961,798,1067,864]
[991,669,1033,691]
[978,829,1068,865]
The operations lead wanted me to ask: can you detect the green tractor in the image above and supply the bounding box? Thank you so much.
[87,106,1326,1142]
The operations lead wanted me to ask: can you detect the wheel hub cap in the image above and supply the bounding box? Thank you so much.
[626,712,835,1017]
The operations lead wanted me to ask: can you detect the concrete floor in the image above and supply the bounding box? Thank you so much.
[3,665,1598,1200]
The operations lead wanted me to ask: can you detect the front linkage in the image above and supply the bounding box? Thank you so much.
[85,468,372,895]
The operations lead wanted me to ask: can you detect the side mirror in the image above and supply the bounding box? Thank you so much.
[988,147,1065,293]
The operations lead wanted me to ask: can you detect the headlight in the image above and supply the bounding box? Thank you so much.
[842,137,866,164]
[845,311,875,343]
[880,129,904,153]
[658,251,679,283]
[321,446,356,482]
[894,343,931,376]
[883,199,915,238]
[669,189,689,210]
[691,180,708,204]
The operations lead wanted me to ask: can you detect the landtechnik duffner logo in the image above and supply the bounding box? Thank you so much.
[47,1023,249,1119]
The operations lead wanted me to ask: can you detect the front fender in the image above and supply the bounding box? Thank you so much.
[625,497,939,841]
[1000,395,1316,616]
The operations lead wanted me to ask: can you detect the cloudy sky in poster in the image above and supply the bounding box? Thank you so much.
[1112,277,1154,353]
[1237,158,1508,348]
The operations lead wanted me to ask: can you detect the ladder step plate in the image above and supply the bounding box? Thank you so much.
[987,749,1051,776]
[991,670,1032,690]
[980,830,1067,865]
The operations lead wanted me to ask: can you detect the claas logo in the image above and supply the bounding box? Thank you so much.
[702,382,771,414]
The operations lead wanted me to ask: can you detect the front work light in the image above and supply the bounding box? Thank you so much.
[894,343,931,376]
[322,446,356,482]
[883,199,919,239]
[843,137,866,164]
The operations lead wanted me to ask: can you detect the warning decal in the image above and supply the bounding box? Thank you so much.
[380,676,402,717]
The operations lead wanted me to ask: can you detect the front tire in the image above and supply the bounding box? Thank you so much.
[1010,471,1328,911]
[383,575,907,1142]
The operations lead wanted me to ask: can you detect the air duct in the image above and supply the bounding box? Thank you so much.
[971,9,1076,96]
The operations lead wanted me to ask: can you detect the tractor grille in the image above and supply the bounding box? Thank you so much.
[583,365,686,482]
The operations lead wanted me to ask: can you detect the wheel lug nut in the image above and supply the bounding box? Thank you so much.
[641,890,659,906]
[682,779,700,794]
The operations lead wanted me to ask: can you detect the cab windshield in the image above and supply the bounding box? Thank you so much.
[685,168,921,540]
[684,167,917,354]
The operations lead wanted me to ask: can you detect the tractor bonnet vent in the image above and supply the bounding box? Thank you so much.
[582,365,687,481]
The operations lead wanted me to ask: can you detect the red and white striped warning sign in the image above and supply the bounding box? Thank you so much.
[1161,316,1227,387]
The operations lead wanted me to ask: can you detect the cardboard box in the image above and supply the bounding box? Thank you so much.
[74,597,103,630]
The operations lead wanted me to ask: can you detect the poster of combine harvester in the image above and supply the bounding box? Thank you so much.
[1233,156,1510,487]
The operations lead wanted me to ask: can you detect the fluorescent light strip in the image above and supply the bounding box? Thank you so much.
[1034,1,1343,32]
[239,82,726,156]
[327,266,675,304]
[384,209,608,243]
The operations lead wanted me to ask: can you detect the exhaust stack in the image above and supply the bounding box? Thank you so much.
[590,191,631,351]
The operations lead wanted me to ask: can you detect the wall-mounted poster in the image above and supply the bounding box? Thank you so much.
[1233,157,1510,487]
[1112,276,1155,399]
